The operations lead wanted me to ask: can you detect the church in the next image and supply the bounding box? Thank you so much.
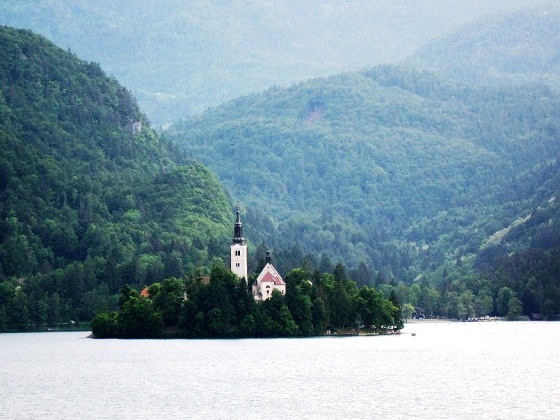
[230,208,286,301]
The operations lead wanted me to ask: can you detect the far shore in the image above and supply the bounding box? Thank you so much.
[405,317,504,324]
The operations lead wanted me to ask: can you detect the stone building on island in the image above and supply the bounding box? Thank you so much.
[252,251,286,301]
[229,208,285,301]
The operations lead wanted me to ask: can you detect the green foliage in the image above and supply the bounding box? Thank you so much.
[496,287,515,318]
[95,262,403,338]
[284,269,314,336]
[0,27,232,330]
[364,242,560,321]
[4,4,560,329]
[0,1,535,126]
[506,297,523,320]
[409,4,560,88]
[487,248,560,319]
[401,303,414,322]
[91,311,117,338]
[7,286,29,331]
[118,285,139,309]
[80,283,117,321]
[151,277,184,326]
[117,297,163,338]
[167,64,560,288]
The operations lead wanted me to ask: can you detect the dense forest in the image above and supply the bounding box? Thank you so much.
[0,27,232,331]
[167,66,560,277]
[2,2,560,333]
[0,0,539,126]
[409,3,560,88]
[91,264,403,338]
[166,9,560,320]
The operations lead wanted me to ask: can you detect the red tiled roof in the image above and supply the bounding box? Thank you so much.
[259,270,285,285]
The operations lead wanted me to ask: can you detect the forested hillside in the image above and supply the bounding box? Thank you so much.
[409,3,560,88]
[0,0,539,126]
[168,65,560,269]
[2,1,560,330]
[165,4,560,319]
[167,64,560,317]
[0,27,232,330]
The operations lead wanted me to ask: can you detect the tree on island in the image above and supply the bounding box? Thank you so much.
[91,262,403,338]
[91,285,163,338]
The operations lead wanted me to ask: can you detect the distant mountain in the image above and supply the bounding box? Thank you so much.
[408,3,560,88]
[0,27,231,329]
[167,65,560,282]
[0,0,540,126]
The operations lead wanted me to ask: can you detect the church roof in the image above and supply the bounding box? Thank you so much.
[232,207,245,244]
[260,271,285,285]
[257,263,285,286]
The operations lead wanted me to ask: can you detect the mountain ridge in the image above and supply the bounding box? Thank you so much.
[408,3,560,88]
[167,65,560,283]
[0,26,232,329]
[0,0,540,125]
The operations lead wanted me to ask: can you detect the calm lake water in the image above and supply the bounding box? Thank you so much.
[1,321,559,419]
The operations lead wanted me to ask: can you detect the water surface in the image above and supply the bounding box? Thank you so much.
[1,321,559,419]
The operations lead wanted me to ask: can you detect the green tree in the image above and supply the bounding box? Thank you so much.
[401,303,415,321]
[541,299,556,321]
[312,297,328,335]
[179,299,199,333]
[118,284,140,308]
[420,287,440,318]
[0,306,7,331]
[496,287,514,317]
[474,292,493,317]
[91,311,118,338]
[444,291,459,319]
[261,289,296,336]
[457,290,475,320]
[205,308,228,337]
[408,283,421,307]
[80,283,116,321]
[33,299,49,328]
[117,297,163,338]
[46,292,63,326]
[7,287,30,331]
[0,226,38,277]
[239,313,256,336]
[389,290,404,330]
[279,304,298,336]
[0,281,15,307]
[355,286,385,329]
[330,264,356,330]
[285,269,314,336]
[152,277,184,326]
[506,297,523,320]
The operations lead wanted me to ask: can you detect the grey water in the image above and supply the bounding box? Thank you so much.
[1,321,559,419]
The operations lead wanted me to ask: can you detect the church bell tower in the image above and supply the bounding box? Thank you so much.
[230,207,248,281]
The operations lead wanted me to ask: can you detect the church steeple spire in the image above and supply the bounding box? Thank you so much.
[230,206,248,280]
[232,206,245,244]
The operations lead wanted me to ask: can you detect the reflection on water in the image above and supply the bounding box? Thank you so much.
[1,321,559,419]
